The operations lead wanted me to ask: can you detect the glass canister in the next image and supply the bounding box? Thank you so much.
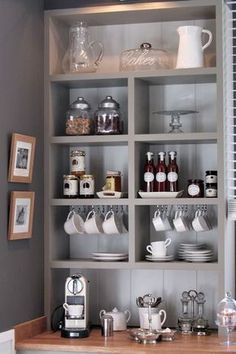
[94,96,123,135]
[65,97,93,135]
[70,150,85,177]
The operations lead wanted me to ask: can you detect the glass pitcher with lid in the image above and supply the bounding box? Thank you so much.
[62,22,104,73]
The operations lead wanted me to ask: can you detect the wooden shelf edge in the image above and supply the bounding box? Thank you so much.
[14,316,47,344]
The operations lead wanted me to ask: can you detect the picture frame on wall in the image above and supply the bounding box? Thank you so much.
[8,191,35,240]
[8,133,36,183]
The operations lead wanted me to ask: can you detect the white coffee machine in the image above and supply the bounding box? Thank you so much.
[61,274,89,338]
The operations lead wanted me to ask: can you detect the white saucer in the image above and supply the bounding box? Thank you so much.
[92,256,128,261]
[145,254,174,261]
[92,252,128,257]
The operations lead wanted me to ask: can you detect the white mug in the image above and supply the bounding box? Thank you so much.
[146,238,171,257]
[173,210,189,232]
[152,210,172,232]
[102,210,123,235]
[192,210,210,232]
[64,210,85,235]
[140,310,167,330]
[84,210,103,234]
[63,303,84,318]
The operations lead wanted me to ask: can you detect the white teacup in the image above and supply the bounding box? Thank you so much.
[140,310,167,330]
[192,210,210,232]
[102,210,123,234]
[63,303,84,318]
[173,210,189,232]
[64,210,85,235]
[84,210,103,234]
[146,238,171,257]
[152,210,172,232]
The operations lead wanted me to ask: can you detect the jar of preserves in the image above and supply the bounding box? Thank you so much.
[70,150,85,177]
[94,96,123,135]
[63,175,78,198]
[80,175,94,198]
[205,183,217,198]
[65,97,93,135]
[205,170,217,184]
[104,170,121,192]
[187,179,204,198]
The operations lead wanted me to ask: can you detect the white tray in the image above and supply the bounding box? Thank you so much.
[138,190,184,199]
[97,191,122,199]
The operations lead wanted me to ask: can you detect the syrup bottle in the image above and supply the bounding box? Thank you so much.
[144,152,155,192]
[167,151,179,192]
[155,152,167,192]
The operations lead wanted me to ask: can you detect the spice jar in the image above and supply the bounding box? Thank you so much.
[205,170,217,184]
[104,170,121,192]
[80,175,94,198]
[187,179,204,198]
[63,175,78,198]
[65,97,93,135]
[70,150,85,177]
[205,183,217,198]
[94,96,123,135]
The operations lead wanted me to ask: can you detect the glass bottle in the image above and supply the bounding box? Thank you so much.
[62,22,103,73]
[144,152,155,192]
[155,152,167,192]
[167,151,179,192]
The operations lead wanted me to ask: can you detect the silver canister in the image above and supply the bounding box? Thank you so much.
[101,315,113,337]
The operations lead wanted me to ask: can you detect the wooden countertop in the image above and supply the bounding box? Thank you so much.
[16,327,236,354]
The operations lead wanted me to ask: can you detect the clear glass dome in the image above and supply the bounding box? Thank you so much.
[216,292,236,327]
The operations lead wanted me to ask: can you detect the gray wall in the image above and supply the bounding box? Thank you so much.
[0,0,44,331]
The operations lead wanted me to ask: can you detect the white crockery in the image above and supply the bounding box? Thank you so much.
[146,238,171,257]
[140,310,167,330]
[173,210,189,232]
[64,210,85,235]
[63,303,83,318]
[192,210,210,232]
[99,307,131,331]
[84,210,103,234]
[102,210,123,234]
[152,210,172,232]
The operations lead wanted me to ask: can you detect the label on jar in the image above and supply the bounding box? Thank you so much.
[167,172,178,182]
[70,155,85,173]
[63,179,78,196]
[156,172,166,182]
[144,172,154,182]
[206,188,217,197]
[205,175,217,184]
[188,184,200,197]
[80,178,94,196]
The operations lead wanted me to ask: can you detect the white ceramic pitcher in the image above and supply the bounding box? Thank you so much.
[176,25,212,69]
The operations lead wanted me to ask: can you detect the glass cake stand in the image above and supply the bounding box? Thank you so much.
[153,110,198,133]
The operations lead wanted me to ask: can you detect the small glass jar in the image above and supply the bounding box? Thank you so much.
[104,171,121,192]
[80,175,94,198]
[63,175,78,198]
[187,179,204,198]
[205,183,217,198]
[65,97,93,135]
[70,150,85,177]
[205,170,217,184]
[94,96,123,135]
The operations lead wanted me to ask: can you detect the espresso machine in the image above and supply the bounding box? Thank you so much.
[61,274,90,338]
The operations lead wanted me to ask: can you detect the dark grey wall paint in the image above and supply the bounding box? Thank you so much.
[0,0,44,331]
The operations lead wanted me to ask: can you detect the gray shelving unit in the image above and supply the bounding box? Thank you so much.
[44,0,233,328]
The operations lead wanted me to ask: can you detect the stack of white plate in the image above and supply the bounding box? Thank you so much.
[178,243,214,262]
[228,199,236,220]
[91,252,128,261]
[145,254,174,262]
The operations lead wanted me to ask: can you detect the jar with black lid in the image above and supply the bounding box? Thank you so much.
[205,183,217,198]
[187,179,204,198]
[205,170,217,184]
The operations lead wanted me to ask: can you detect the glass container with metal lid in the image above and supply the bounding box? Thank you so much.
[94,96,123,135]
[65,96,93,135]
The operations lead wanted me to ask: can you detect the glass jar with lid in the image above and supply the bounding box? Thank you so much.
[94,96,123,135]
[65,97,93,135]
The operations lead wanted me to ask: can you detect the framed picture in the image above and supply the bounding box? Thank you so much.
[8,191,35,240]
[8,133,36,183]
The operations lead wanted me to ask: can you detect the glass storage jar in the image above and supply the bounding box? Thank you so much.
[94,96,123,135]
[120,42,170,71]
[65,97,93,135]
